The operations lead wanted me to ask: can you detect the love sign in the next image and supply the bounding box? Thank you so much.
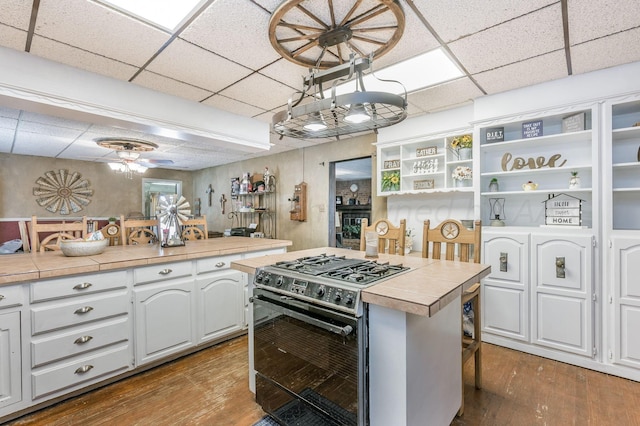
[501,152,567,171]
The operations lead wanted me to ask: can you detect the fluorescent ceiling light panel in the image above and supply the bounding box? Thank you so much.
[326,48,464,97]
[99,0,203,30]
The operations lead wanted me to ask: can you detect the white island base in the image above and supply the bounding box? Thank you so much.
[368,294,461,426]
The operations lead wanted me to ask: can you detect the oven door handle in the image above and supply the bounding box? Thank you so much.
[253,295,354,337]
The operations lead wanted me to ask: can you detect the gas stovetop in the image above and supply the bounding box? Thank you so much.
[254,254,410,315]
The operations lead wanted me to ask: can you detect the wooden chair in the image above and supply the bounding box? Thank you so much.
[181,216,208,241]
[120,215,158,245]
[30,215,88,252]
[422,219,481,416]
[359,218,406,255]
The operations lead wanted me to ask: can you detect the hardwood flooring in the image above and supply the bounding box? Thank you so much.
[7,336,640,426]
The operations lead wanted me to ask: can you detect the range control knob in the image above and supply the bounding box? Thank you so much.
[316,285,326,297]
[334,293,342,303]
[275,276,285,287]
[254,272,263,284]
[345,294,354,305]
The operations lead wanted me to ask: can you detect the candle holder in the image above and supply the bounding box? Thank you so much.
[489,198,506,226]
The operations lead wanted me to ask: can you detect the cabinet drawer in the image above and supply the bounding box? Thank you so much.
[31,344,130,399]
[31,317,130,368]
[31,270,127,302]
[0,285,24,309]
[31,290,129,335]
[134,261,192,284]
[196,254,242,274]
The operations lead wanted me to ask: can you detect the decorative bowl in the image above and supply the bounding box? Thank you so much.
[59,239,109,257]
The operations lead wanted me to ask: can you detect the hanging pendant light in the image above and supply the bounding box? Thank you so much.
[344,103,371,124]
[303,111,328,131]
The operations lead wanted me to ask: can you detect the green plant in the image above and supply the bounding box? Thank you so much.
[490,178,498,183]
[343,224,361,239]
[571,170,578,177]
[108,217,117,223]
[381,170,400,191]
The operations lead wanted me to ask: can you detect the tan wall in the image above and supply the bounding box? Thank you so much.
[193,133,384,251]
[0,153,192,220]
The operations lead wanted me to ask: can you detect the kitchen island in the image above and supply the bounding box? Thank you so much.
[231,247,491,426]
[0,237,292,423]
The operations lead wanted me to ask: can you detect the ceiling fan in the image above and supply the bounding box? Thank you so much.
[94,137,173,178]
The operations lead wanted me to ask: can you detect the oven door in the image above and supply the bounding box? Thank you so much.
[253,288,365,426]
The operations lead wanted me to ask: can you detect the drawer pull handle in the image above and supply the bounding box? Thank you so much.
[499,252,508,272]
[74,306,94,315]
[556,257,566,279]
[74,335,93,345]
[73,282,93,290]
[158,268,173,275]
[215,262,226,268]
[74,365,94,375]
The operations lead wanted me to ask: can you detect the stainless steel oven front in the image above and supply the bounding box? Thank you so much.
[252,287,368,426]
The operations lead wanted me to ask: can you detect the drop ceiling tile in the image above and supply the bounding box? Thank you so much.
[30,36,139,81]
[13,131,76,156]
[410,0,557,43]
[35,0,170,67]
[180,0,280,69]
[448,3,564,74]
[0,111,19,124]
[473,50,567,94]
[259,59,310,90]
[0,0,33,30]
[568,0,640,44]
[20,111,91,130]
[132,70,212,102]
[571,28,640,75]
[146,38,254,93]
[202,95,267,118]
[219,74,295,111]
[0,128,15,152]
[0,25,27,50]
[407,78,483,113]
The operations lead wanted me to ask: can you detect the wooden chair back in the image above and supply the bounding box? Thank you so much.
[181,216,208,241]
[422,219,481,263]
[359,218,406,255]
[30,215,88,252]
[120,215,158,245]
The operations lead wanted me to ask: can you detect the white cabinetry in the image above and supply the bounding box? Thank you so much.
[0,285,24,413]
[133,261,195,365]
[195,254,245,344]
[377,130,474,194]
[29,271,131,400]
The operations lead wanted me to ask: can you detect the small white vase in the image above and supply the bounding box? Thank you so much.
[569,176,581,189]
[455,179,471,188]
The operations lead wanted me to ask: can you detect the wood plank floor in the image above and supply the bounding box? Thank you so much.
[7,336,640,425]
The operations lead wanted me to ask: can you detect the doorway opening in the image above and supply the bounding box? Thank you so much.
[329,157,372,249]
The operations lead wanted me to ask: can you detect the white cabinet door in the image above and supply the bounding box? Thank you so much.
[611,236,640,369]
[134,278,196,365]
[196,270,244,344]
[0,311,21,409]
[531,234,594,357]
[482,231,529,341]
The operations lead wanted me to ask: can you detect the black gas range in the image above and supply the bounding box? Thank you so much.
[253,253,410,316]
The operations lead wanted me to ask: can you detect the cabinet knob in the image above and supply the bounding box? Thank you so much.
[74,365,94,375]
[556,256,566,279]
[0,295,4,301]
[158,268,173,275]
[73,282,93,290]
[215,262,226,268]
[74,335,93,345]
[74,306,94,315]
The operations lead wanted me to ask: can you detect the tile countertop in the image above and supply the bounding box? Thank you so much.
[230,247,491,317]
[0,237,292,285]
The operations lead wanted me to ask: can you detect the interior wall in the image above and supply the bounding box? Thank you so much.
[192,133,379,252]
[0,153,192,221]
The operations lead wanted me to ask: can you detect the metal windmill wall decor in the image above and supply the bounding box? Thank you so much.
[32,169,93,215]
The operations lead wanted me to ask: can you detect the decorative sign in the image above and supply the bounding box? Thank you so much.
[414,179,435,190]
[562,112,586,133]
[383,159,400,169]
[485,127,504,142]
[501,152,567,171]
[416,146,438,157]
[544,194,583,226]
[522,120,543,138]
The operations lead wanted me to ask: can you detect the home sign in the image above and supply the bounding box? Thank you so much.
[544,193,583,226]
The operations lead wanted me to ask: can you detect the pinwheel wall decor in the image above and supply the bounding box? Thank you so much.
[32,169,93,215]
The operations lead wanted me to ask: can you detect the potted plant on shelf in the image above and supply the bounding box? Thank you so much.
[489,178,499,192]
[451,134,473,160]
[381,170,400,192]
[569,170,581,189]
[108,217,117,224]
[452,166,473,187]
